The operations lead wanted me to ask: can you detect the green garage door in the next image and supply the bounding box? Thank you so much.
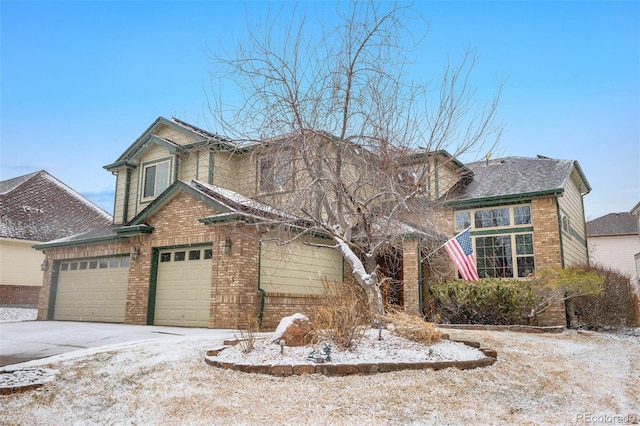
[54,257,129,322]
[154,246,213,327]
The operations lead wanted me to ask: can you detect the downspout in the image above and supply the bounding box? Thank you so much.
[555,198,565,269]
[417,242,423,315]
[257,240,266,326]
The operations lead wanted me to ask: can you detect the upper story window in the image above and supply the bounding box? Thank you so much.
[560,211,570,235]
[258,151,293,194]
[455,205,531,232]
[142,160,170,199]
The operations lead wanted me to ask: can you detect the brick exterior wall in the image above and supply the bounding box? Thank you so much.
[209,226,262,329]
[531,196,566,326]
[128,192,219,325]
[402,240,420,316]
[531,197,562,270]
[0,285,41,307]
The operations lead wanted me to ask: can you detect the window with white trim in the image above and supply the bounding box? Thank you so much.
[142,160,170,199]
[454,204,535,278]
[258,151,293,194]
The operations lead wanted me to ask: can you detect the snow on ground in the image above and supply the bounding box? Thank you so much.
[1,320,638,425]
[0,307,37,323]
[216,328,484,365]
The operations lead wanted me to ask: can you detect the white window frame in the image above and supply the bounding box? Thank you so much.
[258,151,293,194]
[142,159,171,201]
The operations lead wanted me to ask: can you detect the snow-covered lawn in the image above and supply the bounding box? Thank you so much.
[1,318,638,425]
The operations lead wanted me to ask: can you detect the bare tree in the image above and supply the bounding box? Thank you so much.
[207,2,503,317]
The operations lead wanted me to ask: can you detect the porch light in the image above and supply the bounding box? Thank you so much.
[131,247,140,261]
[40,259,48,271]
[221,238,232,255]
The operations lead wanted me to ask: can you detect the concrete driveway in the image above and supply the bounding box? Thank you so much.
[0,320,237,368]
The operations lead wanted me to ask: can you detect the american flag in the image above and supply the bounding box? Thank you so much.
[444,228,479,281]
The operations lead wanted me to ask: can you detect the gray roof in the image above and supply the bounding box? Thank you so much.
[587,212,639,237]
[0,171,112,242]
[445,155,591,207]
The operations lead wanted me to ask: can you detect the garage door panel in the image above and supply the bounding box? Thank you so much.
[154,247,213,327]
[55,257,129,323]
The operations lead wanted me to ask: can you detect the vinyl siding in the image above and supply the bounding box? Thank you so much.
[588,234,640,281]
[113,168,128,225]
[558,170,589,266]
[260,234,343,295]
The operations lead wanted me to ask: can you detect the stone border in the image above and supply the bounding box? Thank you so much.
[204,340,497,377]
[438,324,565,333]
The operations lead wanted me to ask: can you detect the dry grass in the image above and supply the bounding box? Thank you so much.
[312,279,371,349]
[385,310,442,345]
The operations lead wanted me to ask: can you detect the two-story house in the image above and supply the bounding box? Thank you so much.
[35,117,591,329]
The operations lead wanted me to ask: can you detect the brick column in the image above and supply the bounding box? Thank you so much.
[402,240,420,315]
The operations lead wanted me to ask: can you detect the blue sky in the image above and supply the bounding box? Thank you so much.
[1,1,638,220]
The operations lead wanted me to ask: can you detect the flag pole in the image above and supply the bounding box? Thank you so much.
[421,226,472,262]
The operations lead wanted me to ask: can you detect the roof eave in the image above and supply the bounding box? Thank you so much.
[444,188,565,209]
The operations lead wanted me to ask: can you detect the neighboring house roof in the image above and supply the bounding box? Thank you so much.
[0,170,112,242]
[444,155,591,208]
[586,212,639,237]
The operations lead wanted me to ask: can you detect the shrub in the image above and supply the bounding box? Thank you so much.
[313,278,371,350]
[429,279,536,325]
[570,265,638,330]
[386,310,442,344]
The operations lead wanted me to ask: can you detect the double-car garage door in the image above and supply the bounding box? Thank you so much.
[53,245,213,327]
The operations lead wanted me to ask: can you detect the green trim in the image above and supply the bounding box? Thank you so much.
[434,158,439,199]
[115,225,154,236]
[47,260,61,320]
[208,150,214,185]
[470,226,534,237]
[417,242,423,314]
[199,212,260,226]
[123,167,131,223]
[257,241,266,326]
[445,189,563,209]
[34,234,129,250]
[195,151,200,180]
[147,248,159,325]
[173,154,179,186]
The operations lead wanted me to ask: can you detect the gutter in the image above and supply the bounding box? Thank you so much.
[257,240,266,326]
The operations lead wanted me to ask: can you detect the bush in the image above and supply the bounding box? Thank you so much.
[570,265,638,330]
[429,279,536,325]
[312,278,371,349]
[386,310,442,344]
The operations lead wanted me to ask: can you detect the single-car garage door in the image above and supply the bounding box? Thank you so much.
[153,246,213,327]
[54,256,129,322]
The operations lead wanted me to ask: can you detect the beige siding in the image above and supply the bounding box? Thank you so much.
[132,144,175,215]
[155,125,200,146]
[260,234,343,295]
[558,170,589,266]
[112,167,127,224]
[213,151,254,193]
[178,151,198,182]
[0,238,44,287]
[589,234,640,281]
